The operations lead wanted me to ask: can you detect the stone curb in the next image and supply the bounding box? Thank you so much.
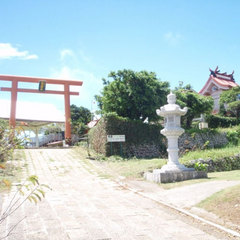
[116,179,240,239]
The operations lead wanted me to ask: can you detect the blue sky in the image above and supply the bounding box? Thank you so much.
[0,0,240,119]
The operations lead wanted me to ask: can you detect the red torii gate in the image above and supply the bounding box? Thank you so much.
[0,75,83,144]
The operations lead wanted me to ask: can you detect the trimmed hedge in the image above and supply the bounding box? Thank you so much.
[206,114,238,128]
[88,113,166,158]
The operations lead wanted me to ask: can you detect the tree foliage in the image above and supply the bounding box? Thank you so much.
[0,120,22,162]
[95,69,169,122]
[70,105,91,135]
[219,86,240,118]
[43,124,62,135]
[174,88,214,129]
[228,101,240,118]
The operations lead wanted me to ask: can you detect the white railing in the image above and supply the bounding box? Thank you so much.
[28,133,63,147]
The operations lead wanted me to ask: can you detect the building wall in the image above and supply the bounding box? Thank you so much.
[211,90,222,113]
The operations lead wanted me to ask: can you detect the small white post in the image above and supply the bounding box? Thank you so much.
[34,127,39,148]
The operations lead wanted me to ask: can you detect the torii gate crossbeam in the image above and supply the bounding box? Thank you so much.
[0,75,83,145]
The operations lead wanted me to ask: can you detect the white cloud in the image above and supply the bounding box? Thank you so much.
[49,48,102,110]
[60,49,74,60]
[51,65,100,109]
[51,65,98,92]
[60,48,92,64]
[24,54,38,60]
[0,43,38,60]
[164,32,183,46]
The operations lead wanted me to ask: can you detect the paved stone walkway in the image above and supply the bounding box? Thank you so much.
[0,149,237,240]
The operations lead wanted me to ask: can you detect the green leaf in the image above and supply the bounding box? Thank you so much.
[28,196,38,204]
[36,189,45,198]
[19,189,25,196]
[28,175,39,185]
[41,184,52,190]
[33,192,42,201]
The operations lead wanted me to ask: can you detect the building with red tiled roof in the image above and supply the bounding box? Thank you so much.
[199,66,239,113]
[87,119,99,129]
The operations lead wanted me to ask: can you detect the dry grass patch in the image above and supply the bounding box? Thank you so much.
[0,149,27,191]
[197,184,240,231]
[99,158,166,179]
[74,146,166,179]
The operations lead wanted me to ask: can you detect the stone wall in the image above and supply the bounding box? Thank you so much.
[125,143,166,158]
[185,153,240,172]
[178,132,228,155]
[126,132,229,158]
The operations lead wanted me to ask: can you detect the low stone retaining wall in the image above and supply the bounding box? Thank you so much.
[185,153,240,172]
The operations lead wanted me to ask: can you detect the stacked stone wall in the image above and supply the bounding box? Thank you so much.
[124,132,228,158]
[125,144,165,158]
[179,132,228,155]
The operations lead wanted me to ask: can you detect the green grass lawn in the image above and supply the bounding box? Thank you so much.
[179,145,240,164]
[208,170,240,181]
[77,146,240,186]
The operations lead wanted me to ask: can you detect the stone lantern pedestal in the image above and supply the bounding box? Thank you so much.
[144,92,207,183]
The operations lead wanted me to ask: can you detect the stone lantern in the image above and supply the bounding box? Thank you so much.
[144,92,207,183]
[156,92,189,172]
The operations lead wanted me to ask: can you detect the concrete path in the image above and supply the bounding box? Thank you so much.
[0,149,237,240]
[125,179,240,208]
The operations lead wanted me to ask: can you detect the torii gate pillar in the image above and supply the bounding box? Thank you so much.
[64,84,71,144]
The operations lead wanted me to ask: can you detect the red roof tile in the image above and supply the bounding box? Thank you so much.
[199,67,238,95]
[213,77,238,88]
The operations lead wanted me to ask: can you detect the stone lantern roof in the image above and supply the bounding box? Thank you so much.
[156,92,188,117]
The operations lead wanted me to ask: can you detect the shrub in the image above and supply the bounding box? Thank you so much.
[219,86,240,117]
[205,114,238,128]
[0,120,22,162]
[194,162,208,172]
[225,126,240,146]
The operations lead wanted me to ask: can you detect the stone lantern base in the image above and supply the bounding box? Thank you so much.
[144,168,207,183]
